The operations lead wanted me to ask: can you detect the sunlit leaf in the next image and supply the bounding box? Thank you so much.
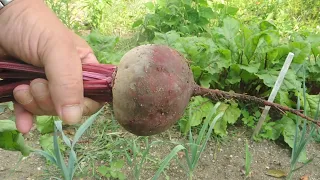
[266,169,287,178]
[0,120,30,156]
[213,102,241,136]
[256,69,301,91]
[36,116,55,134]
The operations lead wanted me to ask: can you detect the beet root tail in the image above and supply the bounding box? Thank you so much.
[193,85,319,126]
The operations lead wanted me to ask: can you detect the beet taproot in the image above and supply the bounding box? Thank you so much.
[112,44,196,136]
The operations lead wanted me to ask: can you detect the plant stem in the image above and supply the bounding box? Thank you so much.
[189,171,193,180]
[193,86,319,125]
[0,59,116,103]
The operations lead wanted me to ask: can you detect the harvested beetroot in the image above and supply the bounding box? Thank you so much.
[0,45,317,136]
[112,44,195,135]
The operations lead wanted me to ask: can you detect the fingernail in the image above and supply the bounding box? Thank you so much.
[32,83,48,98]
[61,104,82,125]
[14,90,33,105]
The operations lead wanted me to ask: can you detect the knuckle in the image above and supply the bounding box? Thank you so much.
[13,90,33,106]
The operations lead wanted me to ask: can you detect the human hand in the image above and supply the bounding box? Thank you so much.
[0,0,104,133]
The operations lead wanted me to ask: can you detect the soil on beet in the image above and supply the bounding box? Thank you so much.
[1,112,320,180]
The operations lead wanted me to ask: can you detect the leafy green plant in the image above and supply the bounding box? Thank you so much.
[0,120,31,156]
[287,69,319,180]
[45,0,83,32]
[227,0,320,34]
[124,137,161,180]
[145,13,320,148]
[244,140,252,179]
[36,115,57,134]
[179,96,241,137]
[133,0,239,42]
[84,31,126,64]
[97,160,126,180]
[34,108,103,180]
[81,0,148,35]
[82,0,111,31]
[153,102,225,180]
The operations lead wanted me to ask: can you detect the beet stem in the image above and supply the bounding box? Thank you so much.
[0,58,116,104]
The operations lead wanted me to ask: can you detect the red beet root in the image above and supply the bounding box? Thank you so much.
[112,44,196,135]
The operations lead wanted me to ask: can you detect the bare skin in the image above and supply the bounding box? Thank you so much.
[0,0,103,134]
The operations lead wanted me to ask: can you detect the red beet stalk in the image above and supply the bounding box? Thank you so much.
[0,58,116,103]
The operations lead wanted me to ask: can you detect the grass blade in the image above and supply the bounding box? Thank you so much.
[152,145,186,180]
[68,150,78,178]
[195,102,221,146]
[245,140,252,178]
[72,107,103,147]
[190,102,221,165]
[54,121,71,147]
[54,120,78,179]
[53,123,70,179]
[33,149,57,164]
[192,112,224,168]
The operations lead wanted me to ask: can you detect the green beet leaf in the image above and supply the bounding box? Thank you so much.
[199,6,215,19]
[0,120,31,156]
[213,101,241,136]
[297,92,320,118]
[289,41,311,64]
[36,116,56,134]
[205,48,231,75]
[276,116,308,163]
[39,134,66,156]
[256,69,301,91]
[179,96,215,134]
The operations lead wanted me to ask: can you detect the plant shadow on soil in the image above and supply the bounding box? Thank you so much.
[1,109,320,180]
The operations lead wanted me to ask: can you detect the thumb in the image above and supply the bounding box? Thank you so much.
[40,36,84,125]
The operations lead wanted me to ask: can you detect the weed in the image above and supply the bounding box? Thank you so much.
[287,67,319,180]
[153,102,225,180]
[124,136,161,179]
[97,160,126,180]
[45,0,84,33]
[244,140,252,179]
[34,108,103,180]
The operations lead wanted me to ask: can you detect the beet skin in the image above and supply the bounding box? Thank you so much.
[112,44,196,136]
